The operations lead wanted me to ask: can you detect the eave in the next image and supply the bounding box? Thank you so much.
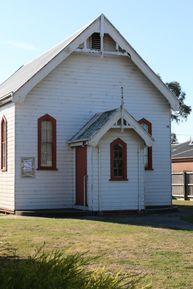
[0,92,13,107]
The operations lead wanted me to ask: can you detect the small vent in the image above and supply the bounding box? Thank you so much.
[117,118,127,126]
[91,33,101,50]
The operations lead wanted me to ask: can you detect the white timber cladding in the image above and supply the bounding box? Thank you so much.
[90,129,145,211]
[15,52,171,210]
[0,103,15,211]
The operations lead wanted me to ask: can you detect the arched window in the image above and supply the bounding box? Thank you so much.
[138,118,153,170]
[1,116,7,171]
[110,138,127,180]
[38,114,56,170]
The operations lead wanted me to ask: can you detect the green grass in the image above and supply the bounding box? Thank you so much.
[1,208,193,288]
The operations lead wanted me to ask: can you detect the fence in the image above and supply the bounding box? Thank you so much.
[172,171,193,199]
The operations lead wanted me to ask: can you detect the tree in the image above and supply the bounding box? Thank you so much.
[171,133,178,144]
[166,81,191,123]
[166,81,191,144]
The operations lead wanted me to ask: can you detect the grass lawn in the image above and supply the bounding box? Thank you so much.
[1,204,193,289]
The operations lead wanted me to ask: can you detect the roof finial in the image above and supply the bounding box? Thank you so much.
[121,86,124,109]
[120,87,124,132]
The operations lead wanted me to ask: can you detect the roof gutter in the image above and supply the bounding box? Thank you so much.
[68,138,89,147]
[0,92,13,107]
[172,157,193,163]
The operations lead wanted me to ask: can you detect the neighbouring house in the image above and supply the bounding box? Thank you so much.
[172,140,193,172]
[0,14,179,213]
[172,140,193,200]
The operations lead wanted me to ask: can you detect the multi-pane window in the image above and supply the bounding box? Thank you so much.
[113,144,123,176]
[38,114,56,170]
[110,138,127,180]
[1,116,7,171]
[139,118,153,170]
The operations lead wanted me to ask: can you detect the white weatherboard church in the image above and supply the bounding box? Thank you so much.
[0,15,179,214]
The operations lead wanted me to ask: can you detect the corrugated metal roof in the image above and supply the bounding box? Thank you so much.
[69,109,117,143]
[0,22,92,99]
[172,140,193,158]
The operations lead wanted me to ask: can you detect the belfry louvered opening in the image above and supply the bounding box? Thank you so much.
[91,33,101,50]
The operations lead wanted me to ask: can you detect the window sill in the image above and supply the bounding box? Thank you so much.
[37,167,58,171]
[109,178,128,181]
[1,169,7,172]
[145,168,154,171]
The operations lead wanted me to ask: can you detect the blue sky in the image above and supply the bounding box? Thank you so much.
[1,0,193,142]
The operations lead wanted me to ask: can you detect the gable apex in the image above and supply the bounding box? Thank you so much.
[0,14,179,110]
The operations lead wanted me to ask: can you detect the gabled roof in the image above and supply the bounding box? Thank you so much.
[172,140,193,159]
[69,107,154,147]
[0,14,179,110]
[0,16,97,102]
[0,30,82,98]
[69,109,117,143]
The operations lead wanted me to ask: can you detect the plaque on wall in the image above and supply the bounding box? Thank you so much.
[21,157,35,177]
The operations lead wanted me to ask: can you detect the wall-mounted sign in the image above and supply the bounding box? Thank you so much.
[21,157,35,177]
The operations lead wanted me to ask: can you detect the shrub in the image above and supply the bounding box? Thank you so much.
[0,243,151,289]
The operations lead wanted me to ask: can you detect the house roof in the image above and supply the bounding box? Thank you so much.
[172,140,193,159]
[0,18,94,100]
[0,14,179,110]
[69,107,154,147]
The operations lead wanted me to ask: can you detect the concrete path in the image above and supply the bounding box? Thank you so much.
[114,212,193,231]
[89,204,193,231]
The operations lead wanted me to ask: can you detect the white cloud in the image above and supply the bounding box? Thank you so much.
[5,41,36,50]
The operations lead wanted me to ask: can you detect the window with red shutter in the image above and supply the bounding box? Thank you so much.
[38,114,57,170]
[110,138,127,180]
[1,116,7,171]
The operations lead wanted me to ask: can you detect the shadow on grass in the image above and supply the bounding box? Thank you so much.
[12,202,193,232]
[87,201,193,231]
[3,200,191,231]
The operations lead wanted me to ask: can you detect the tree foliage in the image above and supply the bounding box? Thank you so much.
[171,133,178,144]
[166,81,191,123]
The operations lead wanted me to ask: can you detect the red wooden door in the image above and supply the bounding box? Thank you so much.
[76,146,87,206]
